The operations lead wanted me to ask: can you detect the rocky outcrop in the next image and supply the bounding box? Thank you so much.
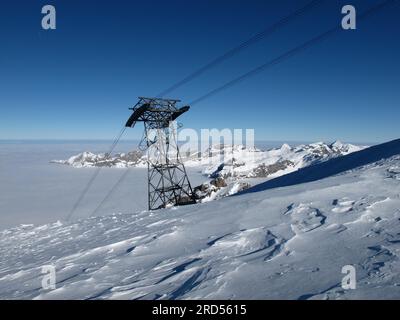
[249,160,295,178]
[193,177,250,202]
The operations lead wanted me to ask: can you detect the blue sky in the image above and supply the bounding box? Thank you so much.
[0,0,399,143]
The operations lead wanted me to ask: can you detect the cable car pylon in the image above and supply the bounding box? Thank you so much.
[125,97,196,210]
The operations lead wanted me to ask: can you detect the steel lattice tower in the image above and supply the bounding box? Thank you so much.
[125,97,196,210]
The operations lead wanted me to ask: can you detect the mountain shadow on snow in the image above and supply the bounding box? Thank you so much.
[240,138,400,194]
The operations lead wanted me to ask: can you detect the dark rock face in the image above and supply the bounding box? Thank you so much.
[210,177,227,188]
[120,150,143,163]
[250,160,295,178]
[193,177,250,202]
[93,151,144,167]
[193,178,227,200]
[193,183,215,200]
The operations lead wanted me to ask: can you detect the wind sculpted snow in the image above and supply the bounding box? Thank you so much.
[0,140,399,299]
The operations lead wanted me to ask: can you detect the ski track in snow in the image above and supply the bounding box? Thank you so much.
[1,154,400,299]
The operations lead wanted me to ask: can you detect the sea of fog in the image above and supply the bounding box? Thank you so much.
[0,140,306,230]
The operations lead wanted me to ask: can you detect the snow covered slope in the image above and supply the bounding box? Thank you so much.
[189,141,365,202]
[189,141,365,179]
[1,139,399,299]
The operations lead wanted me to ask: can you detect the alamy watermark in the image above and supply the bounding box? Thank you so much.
[41,5,56,30]
[40,4,357,31]
[144,121,255,166]
[342,5,357,30]
[41,265,56,290]
[341,265,357,290]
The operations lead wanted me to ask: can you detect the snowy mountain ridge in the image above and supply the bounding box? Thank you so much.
[49,141,366,203]
[51,141,365,175]
[49,141,365,203]
[188,141,365,180]
[51,150,144,168]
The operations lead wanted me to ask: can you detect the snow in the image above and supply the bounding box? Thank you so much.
[188,141,365,202]
[52,141,365,175]
[0,139,399,299]
[51,150,145,168]
[50,142,365,205]
[186,141,365,180]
